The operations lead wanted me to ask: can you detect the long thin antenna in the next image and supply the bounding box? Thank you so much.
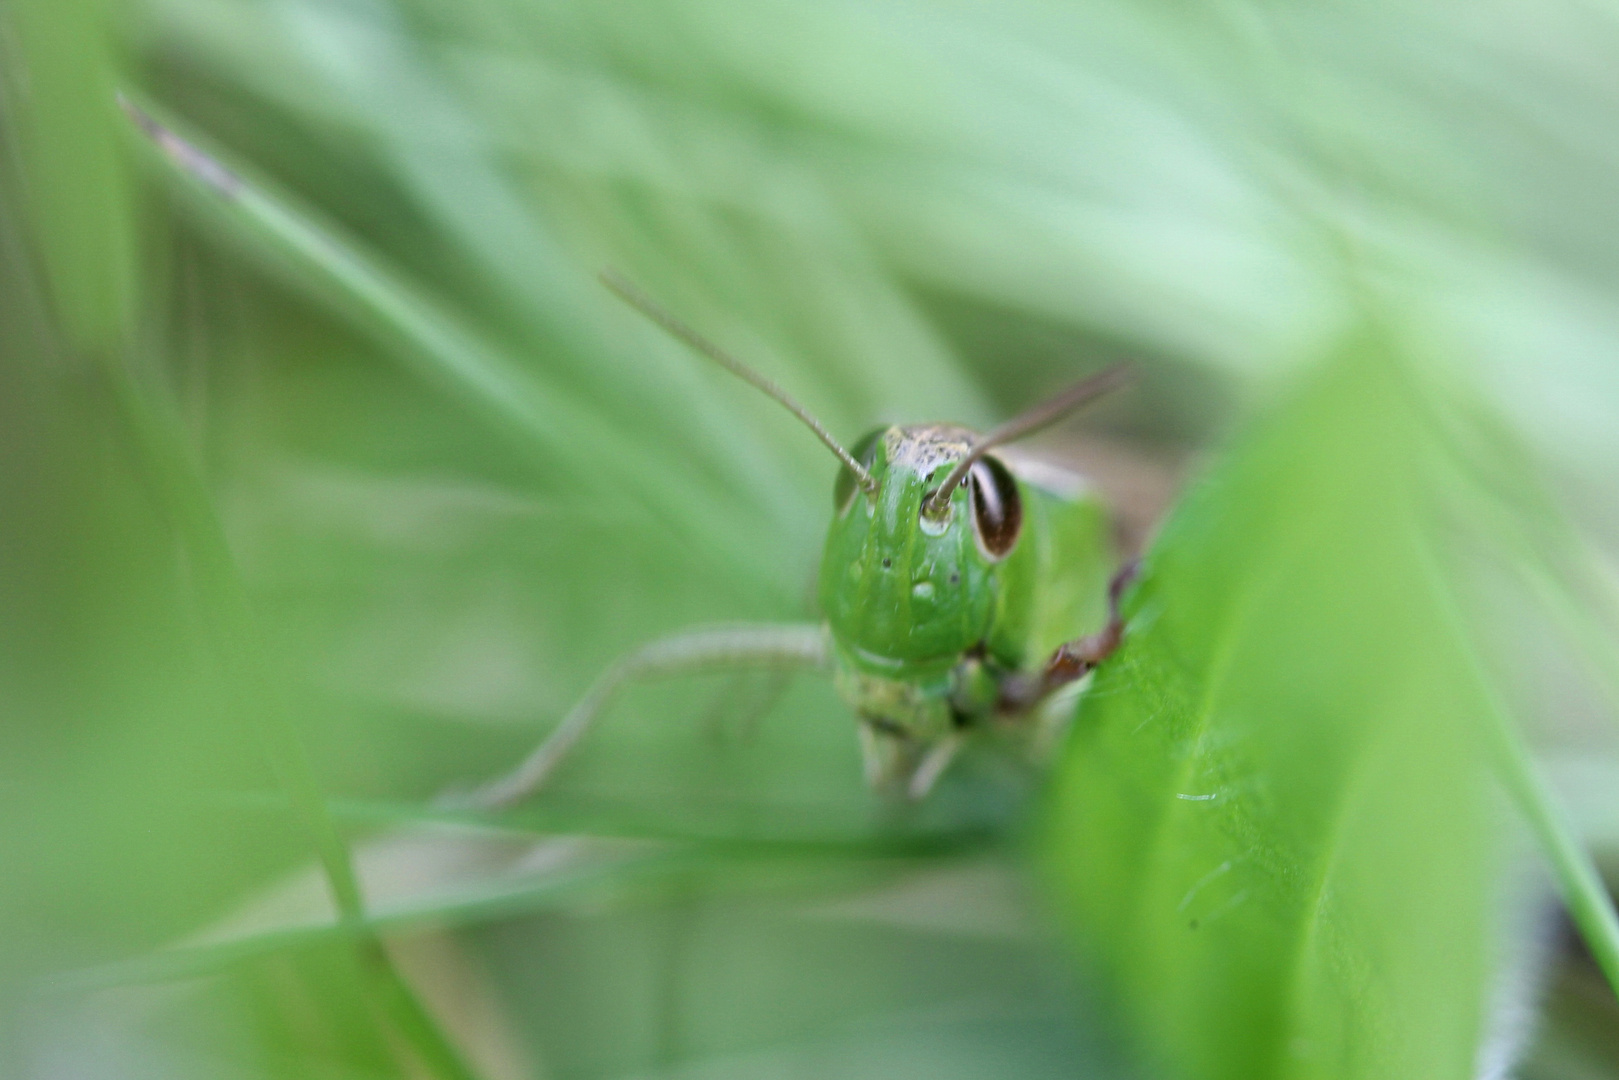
[600,269,877,496]
[923,364,1133,517]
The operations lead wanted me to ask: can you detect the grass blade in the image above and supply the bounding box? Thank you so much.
[117,92,763,573]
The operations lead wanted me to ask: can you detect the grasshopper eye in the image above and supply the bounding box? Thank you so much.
[834,428,884,513]
[969,455,1022,559]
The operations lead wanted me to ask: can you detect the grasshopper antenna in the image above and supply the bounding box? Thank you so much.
[924,363,1133,518]
[600,269,878,497]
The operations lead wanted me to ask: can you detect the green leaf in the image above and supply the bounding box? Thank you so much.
[1043,340,1513,1080]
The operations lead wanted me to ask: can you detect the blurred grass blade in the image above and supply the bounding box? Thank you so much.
[1043,340,1521,1080]
[5,0,133,353]
[1487,481,1619,747]
[118,92,577,448]
[107,113,487,1080]
[63,837,686,991]
[1436,421,1619,1001]
[118,92,738,560]
[1469,666,1619,999]
[212,790,988,851]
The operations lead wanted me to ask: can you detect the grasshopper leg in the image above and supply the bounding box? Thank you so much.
[700,666,796,742]
[1000,559,1139,714]
[464,623,829,810]
[906,733,965,801]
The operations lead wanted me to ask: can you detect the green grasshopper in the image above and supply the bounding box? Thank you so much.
[471,272,1135,805]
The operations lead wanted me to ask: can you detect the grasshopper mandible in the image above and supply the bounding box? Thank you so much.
[470,272,1136,805]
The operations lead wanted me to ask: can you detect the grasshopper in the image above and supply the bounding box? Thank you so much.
[471,272,1135,805]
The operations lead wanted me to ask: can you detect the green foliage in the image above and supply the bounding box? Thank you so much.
[1045,342,1505,1079]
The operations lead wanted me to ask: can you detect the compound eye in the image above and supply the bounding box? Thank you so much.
[834,428,884,513]
[969,455,1022,559]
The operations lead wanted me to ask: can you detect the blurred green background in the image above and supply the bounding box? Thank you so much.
[3,0,1619,1077]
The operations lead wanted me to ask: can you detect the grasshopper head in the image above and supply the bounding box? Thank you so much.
[592,273,1119,674]
[818,424,1023,668]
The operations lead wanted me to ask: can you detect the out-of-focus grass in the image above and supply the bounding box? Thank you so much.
[4,1,1619,1078]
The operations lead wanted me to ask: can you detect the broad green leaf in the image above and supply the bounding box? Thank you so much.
[1044,342,1511,1080]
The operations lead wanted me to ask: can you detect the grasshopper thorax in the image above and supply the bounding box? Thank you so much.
[818,424,1024,672]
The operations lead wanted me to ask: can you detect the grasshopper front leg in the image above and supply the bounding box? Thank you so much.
[908,560,1132,798]
[999,559,1139,716]
[465,624,829,810]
